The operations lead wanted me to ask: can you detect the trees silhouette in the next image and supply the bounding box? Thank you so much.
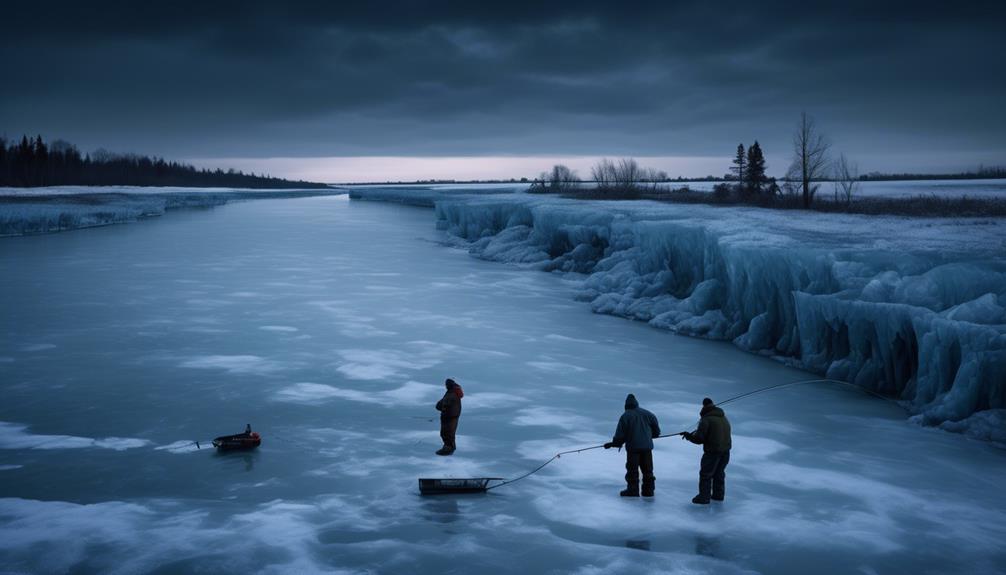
[0,134,326,188]
[591,158,643,190]
[546,164,580,192]
[745,141,767,195]
[730,143,746,183]
[787,112,831,208]
[833,153,859,204]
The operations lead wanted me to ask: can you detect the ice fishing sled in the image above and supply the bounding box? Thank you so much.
[418,477,503,495]
[212,426,261,451]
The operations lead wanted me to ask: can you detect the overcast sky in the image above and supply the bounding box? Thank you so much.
[2,1,1004,181]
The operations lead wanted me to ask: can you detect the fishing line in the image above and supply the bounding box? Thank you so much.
[486,377,894,491]
[487,443,609,490]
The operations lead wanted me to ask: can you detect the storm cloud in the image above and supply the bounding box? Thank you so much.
[2,1,1004,174]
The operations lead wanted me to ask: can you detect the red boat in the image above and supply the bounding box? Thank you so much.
[212,425,261,451]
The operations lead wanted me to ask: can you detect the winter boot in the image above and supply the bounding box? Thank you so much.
[435,446,453,456]
[620,486,639,497]
[692,494,710,505]
[641,477,655,497]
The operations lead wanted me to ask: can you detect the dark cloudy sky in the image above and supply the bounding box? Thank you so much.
[2,1,1004,180]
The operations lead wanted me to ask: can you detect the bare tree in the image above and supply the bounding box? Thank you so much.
[591,158,616,188]
[613,158,640,189]
[544,164,579,192]
[832,153,859,205]
[590,157,665,193]
[787,112,831,208]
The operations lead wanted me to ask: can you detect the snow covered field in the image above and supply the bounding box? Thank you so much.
[1,195,1004,574]
[352,186,1006,441]
[650,178,1006,199]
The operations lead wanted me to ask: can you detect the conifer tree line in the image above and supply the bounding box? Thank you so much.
[0,134,327,188]
[728,141,775,196]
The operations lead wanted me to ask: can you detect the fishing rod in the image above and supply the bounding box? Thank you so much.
[485,377,891,491]
[714,378,895,407]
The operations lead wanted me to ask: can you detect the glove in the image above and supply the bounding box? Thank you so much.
[680,432,691,441]
[603,442,614,449]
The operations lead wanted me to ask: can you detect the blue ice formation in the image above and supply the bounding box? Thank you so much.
[354,187,1006,440]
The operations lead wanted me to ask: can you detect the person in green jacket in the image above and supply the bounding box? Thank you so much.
[604,393,661,497]
[682,397,732,504]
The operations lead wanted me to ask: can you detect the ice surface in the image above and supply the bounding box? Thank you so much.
[0,422,150,451]
[347,183,523,208]
[2,193,1004,574]
[351,187,1006,439]
[0,185,345,236]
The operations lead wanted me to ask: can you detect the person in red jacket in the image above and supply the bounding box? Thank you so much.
[435,378,463,455]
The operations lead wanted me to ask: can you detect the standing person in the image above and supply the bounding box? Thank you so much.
[682,397,732,504]
[435,378,463,456]
[604,393,661,497]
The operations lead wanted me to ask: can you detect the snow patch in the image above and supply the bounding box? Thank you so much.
[259,325,299,332]
[179,355,284,375]
[0,422,150,451]
[274,380,438,406]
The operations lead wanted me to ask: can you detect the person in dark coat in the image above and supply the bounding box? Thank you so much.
[435,378,463,456]
[682,397,732,504]
[604,393,661,497]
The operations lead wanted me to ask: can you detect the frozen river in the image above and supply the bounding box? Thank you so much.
[1,195,1004,574]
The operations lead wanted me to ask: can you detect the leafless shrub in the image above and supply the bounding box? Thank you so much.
[832,153,859,205]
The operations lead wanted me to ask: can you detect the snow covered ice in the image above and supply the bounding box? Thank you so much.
[1,192,1005,574]
[0,185,344,236]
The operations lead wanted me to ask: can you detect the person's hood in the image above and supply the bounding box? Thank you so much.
[624,394,638,410]
[701,405,725,418]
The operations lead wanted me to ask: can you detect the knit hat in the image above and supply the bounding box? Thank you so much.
[702,397,714,406]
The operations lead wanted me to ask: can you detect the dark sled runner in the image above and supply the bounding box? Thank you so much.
[419,477,503,495]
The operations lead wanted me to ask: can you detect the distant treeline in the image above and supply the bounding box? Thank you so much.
[0,134,328,189]
[859,165,1006,181]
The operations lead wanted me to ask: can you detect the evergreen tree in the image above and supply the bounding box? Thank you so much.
[16,136,32,186]
[745,141,766,195]
[0,133,326,188]
[730,143,746,183]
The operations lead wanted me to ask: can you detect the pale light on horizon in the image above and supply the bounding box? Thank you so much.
[186,152,1006,184]
[185,156,732,183]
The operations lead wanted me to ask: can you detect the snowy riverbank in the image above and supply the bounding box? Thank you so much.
[0,186,346,236]
[351,186,1006,441]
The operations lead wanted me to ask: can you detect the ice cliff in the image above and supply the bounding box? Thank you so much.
[354,188,1006,441]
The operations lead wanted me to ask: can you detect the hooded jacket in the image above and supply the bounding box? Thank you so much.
[687,405,731,453]
[436,383,463,419]
[611,394,661,451]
